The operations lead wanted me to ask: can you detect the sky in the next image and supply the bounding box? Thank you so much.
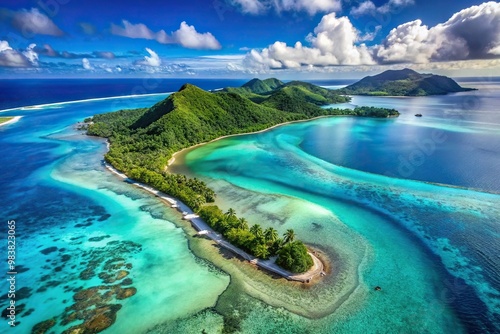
[0,0,499,79]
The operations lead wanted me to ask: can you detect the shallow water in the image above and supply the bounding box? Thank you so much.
[0,94,229,333]
[181,87,500,333]
[0,80,499,333]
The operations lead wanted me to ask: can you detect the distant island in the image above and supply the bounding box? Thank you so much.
[0,116,21,127]
[223,78,351,105]
[338,68,476,96]
[86,78,399,275]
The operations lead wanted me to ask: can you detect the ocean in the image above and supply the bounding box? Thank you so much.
[0,78,498,333]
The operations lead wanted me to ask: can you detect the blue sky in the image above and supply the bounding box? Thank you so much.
[0,0,499,78]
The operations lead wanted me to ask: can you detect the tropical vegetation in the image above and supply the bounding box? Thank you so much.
[0,117,14,125]
[198,206,312,273]
[338,68,475,96]
[86,78,400,273]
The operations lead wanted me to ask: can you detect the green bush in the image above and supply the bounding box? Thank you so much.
[276,241,314,273]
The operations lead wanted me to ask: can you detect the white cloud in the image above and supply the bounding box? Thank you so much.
[374,20,433,63]
[110,20,156,40]
[245,13,374,69]
[350,0,414,16]
[172,22,221,50]
[22,43,38,66]
[350,1,376,16]
[378,0,414,14]
[230,0,341,15]
[10,8,64,36]
[82,58,93,70]
[375,1,500,63]
[134,48,161,67]
[358,25,382,42]
[274,0,341,15]
[244,2,500,71]
[0,40,33,67]
[110,20,221,50]
[0,41,11,53]
[230,0,267,14]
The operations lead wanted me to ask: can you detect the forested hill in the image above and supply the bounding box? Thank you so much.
[338,68,475,96]
[87,83,308,173]
[241,78,284,94]
[86,81,398,272]
[222,78,351,104]
[87,81,395,174]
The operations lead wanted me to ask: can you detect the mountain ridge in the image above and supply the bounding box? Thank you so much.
[338,68,475,96]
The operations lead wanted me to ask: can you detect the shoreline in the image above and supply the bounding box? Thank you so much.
[0,116,21,128]
[167,115,337,168]
[169,115,500,197]
[103,160,325,283]
[0,93,173,113]
[167,113,400,168]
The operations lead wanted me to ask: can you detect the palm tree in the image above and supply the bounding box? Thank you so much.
[192,195,205,210]
[264,227,278,244]
[283,229,296,245]
[236,217,248,230]
[250,224,264,239]
[225,208,236,219]
[253,243,270,259]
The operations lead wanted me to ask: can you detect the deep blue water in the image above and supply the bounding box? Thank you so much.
[306,81,500,193]
[0,78,249,110]
[0,78,499,333]
[182,83,500,332]
[0,79,240,333]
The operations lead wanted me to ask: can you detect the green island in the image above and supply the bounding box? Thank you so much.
[338,68,476,96]
[0,116,14,125]
[86,78,399,274]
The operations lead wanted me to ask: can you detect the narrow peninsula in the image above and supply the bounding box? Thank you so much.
[86,78,399,279]
[0,116,21,127]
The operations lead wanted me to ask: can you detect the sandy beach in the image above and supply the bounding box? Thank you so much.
[103,160,325,283]
[0,116,21,128]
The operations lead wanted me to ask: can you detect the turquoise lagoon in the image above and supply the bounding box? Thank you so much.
[0,80,499,333]
[178,82,500,333]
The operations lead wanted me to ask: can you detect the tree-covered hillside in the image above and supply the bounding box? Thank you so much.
[86,79,399,273]
[222,78,351,104]
[88,84,305,172]
[338,68,475,96]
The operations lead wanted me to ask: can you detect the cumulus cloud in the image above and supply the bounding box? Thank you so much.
[230,0,341,15]
[245,2,500,70]
[245,13,374,69]
[110,20,221,50]
[350,0,414,16]
[134,48,161,67]
[111,20,155,40]
[172,22,221,50]
[22,43,38,66]
[375,1,500,63]
[6,8,64,36]
[82,58,92,70]
[0,41,38,67]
